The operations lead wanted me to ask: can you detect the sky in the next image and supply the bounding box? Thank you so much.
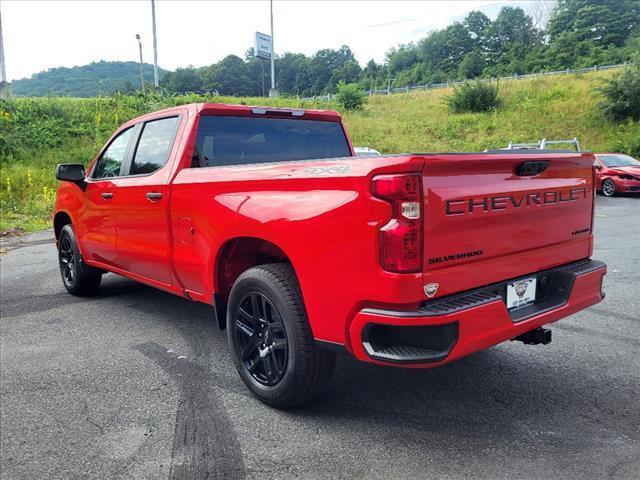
[1,0,531,82]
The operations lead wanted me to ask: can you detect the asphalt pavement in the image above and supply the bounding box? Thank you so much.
[1,195,638,480]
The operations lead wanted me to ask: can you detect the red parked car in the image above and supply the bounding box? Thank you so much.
[594,153,640,196]
[53,103,607,408]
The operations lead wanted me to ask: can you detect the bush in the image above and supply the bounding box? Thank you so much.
[446,81,501,113]
[336,81,366,110]
[599,61,640,121]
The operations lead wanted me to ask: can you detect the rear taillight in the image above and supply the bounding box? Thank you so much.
[372,173,423,273]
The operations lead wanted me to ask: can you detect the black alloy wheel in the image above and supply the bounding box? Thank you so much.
[226,263,336,408]
[57,224,102,296]
[232,291,289,386]
[58,235,76,288]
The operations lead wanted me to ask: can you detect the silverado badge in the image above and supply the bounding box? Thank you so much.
[424,283,439,298]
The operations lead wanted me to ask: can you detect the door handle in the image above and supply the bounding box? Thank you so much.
[101,192,113,199]
[146,192,163,201]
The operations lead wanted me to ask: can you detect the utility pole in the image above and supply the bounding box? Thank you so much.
[261,59,265,97]
[0,8,9,99]
[136,34,145,93]
[151,0,159,88]
[268,0,278,97]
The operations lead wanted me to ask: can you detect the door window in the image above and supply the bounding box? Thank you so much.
[93,127,135,179]
[130,117,179,175]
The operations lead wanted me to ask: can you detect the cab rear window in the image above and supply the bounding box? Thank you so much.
[192,116,351,168]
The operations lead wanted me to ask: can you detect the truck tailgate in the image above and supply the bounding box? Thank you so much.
[420,152,595,297]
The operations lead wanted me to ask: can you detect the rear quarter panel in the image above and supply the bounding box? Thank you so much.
[170,155,426,345]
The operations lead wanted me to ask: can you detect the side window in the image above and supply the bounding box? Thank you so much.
[93,127,134,179]
[130,117,179,175]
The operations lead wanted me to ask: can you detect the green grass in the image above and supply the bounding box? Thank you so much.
[1,70,639,233]
[342,71,639,153]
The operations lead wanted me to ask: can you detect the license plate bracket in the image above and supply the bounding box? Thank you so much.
[506,277,537,310]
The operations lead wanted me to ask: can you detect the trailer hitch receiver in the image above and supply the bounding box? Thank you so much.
[514,327,552,345]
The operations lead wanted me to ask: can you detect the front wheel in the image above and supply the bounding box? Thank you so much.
[58,224,102,296]
[227,263,336,409]
[601,178,616,197]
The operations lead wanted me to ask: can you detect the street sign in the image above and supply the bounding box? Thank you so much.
[255,31,272,60]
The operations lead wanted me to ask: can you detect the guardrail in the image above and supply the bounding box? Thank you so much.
[301,63,627,102]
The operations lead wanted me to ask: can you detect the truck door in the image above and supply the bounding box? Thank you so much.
[78,126,136,267]
[113,116,181,286]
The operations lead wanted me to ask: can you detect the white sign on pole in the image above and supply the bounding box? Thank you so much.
[255,31,272,60]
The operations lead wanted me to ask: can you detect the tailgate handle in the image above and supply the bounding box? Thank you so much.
[515,161,550,176]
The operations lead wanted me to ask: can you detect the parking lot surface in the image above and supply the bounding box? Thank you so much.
[1,195,639,480]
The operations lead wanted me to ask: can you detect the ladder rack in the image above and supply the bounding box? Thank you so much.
[504,138,581,152]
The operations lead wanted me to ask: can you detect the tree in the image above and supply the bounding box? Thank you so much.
[276,53,311,95]
[386,44,419,74]
[201,55,258,96]
[364,59,381,77]
[487,7,538,57]
[309,46,357,93]
[360,60,386,90]
[464,11,491,44]
[330,59,362,88]
[527,0,555,29]
[160,66,202,93]
[548,0,640,47]
[122,80,135,93]
[459,51,486,79]
[418,23,474,76]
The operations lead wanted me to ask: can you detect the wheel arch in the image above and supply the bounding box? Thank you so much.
[53,211,73,239]
[213,236,295,330]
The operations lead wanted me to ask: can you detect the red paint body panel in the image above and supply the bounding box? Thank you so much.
[77,180,119,265]
[420,152,595,296]
[54,103,607,368]
[349,267,606,367]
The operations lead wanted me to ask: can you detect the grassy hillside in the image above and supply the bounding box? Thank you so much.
[1,69,638,233]
[10,61,168,97]
[343,71,639,154]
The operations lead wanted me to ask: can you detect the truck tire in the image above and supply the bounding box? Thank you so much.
[227,263,336,409]
[58,224,102,296]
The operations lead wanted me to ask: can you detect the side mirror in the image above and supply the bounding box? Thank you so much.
[56,164,86,190]
[594,165,603,170]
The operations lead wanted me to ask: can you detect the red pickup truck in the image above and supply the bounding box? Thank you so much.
[54,103,607,408]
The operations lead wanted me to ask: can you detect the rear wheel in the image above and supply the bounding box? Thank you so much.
[227,263,336,409]
[602,178,616,197]
[58,224,102,296]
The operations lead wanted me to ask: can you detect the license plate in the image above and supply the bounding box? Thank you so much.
[506,277,537,310]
